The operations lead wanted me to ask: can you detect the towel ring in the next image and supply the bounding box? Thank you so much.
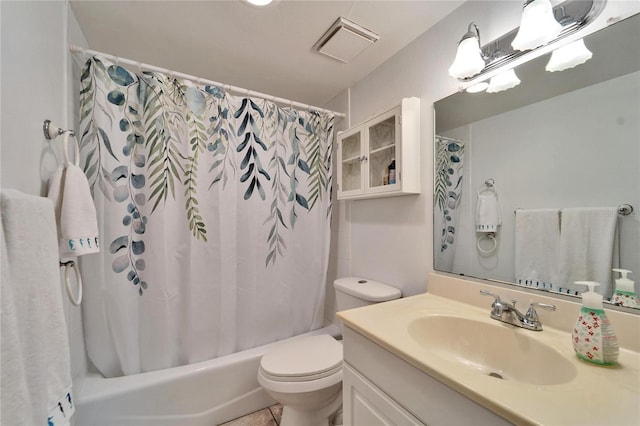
[477,233,498,255]
[478,178,498,196]
[61,261,83,306]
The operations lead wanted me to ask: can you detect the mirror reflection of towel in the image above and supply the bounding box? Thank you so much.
[559,207,618,296]
[476,192,501,233]
[514,209,560,289]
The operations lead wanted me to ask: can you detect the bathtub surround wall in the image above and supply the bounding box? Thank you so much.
[0,0,90,383]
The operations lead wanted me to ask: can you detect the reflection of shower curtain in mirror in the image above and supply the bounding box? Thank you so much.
[434,136,465,271]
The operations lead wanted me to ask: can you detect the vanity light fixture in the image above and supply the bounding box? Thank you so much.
[545,10,593,72]
[486,69,521,93]
[448,23,486,79]
[512,0,563,51]
[545,38,593,71]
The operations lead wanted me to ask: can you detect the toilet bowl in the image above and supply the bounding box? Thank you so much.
[257,334,343,426]
[257,277,401,426]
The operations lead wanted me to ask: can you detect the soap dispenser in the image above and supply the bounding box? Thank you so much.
[572,281,618,365]
[612,269,639,308]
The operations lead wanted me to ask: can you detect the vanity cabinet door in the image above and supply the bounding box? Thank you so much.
[343,364,423,426]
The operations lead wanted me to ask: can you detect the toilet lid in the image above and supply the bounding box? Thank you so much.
[260,334,343,380]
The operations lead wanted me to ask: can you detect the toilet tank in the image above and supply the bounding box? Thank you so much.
[334,277,401,312]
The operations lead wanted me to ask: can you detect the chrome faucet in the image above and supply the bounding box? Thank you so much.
[480,290,555,331]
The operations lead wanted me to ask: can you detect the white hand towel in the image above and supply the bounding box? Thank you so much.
[1,189,75,426]
[514,209,560,290]
[47,131,100,259]
[476,191,501,233]
[559,207,618,296]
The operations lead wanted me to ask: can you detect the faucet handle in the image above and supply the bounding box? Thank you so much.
[480,289,502,303]
[525,302,556,323]
[480,290,504,318]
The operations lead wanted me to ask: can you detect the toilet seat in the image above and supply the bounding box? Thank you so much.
[258,334,343,393]
[260,334,342,380]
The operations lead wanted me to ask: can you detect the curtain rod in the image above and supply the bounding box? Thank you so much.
[435,135,462,143]
[68,44,346,118]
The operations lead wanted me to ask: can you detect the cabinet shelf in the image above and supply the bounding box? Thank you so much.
[369,144,395,155]
[342,155,362,164]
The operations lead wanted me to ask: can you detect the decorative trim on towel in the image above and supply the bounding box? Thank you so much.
[47,386,74,426]
[515,278,585,297]
[476,224,499,233]
[60,236,100,258]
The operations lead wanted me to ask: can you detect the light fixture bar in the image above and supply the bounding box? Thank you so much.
[458,0,602,81]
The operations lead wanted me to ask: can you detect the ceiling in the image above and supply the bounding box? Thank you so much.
[70,1,464,109]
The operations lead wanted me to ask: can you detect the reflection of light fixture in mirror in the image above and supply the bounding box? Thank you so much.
[486,69,521,93]
[512,0,562,51]
[466,82,489,93]
[546,39,593,72]
[448,23,486,79]
[245,0,273,5]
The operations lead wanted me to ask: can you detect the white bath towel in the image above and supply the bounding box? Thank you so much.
[558,207,619,296]
[47,131,100,259]
[514,209,561,290]
[476,191,501,233]
[1,189,75,426]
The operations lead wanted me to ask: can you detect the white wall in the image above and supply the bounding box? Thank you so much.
[330,1,523,298]
[1,0,90,382]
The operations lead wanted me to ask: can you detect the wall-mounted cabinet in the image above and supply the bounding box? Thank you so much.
[337,98,421,200]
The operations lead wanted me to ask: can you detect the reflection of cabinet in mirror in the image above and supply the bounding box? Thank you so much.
[337,97,420,200]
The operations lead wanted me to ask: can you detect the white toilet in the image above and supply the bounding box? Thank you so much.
[257,277,401,426]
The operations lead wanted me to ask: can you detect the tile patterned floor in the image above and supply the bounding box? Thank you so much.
[220,404,283,426]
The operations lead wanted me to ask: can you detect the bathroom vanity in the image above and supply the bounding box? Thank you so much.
[337,273,640,426]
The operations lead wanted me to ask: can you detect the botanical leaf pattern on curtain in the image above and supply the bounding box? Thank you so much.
[79,56,334,295]
[434,137,465,253]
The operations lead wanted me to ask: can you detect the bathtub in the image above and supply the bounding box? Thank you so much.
[74,324,340,426]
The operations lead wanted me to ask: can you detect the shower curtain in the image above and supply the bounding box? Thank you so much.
[434,136,465,271]
[77,56,335,377]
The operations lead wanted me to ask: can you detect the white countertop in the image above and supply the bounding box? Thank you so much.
[337,292,640,426]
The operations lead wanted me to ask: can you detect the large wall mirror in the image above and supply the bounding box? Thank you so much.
[433,13,640,310]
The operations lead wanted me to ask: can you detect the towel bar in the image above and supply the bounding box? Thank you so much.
[514,204,634,216]
[43,119,75,139]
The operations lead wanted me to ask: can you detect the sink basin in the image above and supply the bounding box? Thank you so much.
[408,315,577,386]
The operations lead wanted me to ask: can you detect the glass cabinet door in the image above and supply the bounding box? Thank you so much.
[368,114,397,190]
[341,131,363,193]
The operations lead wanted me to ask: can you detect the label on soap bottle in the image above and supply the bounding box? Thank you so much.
[572,308,619,365]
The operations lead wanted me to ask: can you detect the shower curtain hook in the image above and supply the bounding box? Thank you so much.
[137,61,143,75]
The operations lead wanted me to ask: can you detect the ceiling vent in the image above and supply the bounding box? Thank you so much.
[313,17,380,63]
